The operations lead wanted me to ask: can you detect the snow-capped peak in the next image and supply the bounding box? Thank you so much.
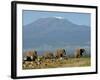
[54,16,64,19]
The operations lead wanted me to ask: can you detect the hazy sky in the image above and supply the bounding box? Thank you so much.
[23,10,90,26]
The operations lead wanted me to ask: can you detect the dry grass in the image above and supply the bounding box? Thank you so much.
[23,57,91,69]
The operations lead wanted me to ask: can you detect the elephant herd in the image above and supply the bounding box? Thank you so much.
[23,48,86,61]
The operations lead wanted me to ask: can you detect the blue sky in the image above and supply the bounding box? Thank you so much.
[23,10,90,26]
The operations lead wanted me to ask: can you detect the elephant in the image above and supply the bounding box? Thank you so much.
[55,49,67,59]
[43,51,54,59]
[75,48,85,58]
[24,50,37,61]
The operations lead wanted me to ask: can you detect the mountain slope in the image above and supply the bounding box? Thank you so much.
[23,17,90,51]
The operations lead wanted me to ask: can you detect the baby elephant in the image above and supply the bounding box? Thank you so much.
[75,48,85,58]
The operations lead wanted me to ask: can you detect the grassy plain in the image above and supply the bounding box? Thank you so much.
[23,57,91,69]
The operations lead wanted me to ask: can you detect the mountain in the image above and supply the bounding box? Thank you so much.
[23,17,90,52]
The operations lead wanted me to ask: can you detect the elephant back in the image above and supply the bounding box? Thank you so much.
[26,50,37,57]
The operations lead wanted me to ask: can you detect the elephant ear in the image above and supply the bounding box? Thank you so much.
[79,49,84,56]
[63,49,66,55]
[32,50,37,55]
[82,49,85,53]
